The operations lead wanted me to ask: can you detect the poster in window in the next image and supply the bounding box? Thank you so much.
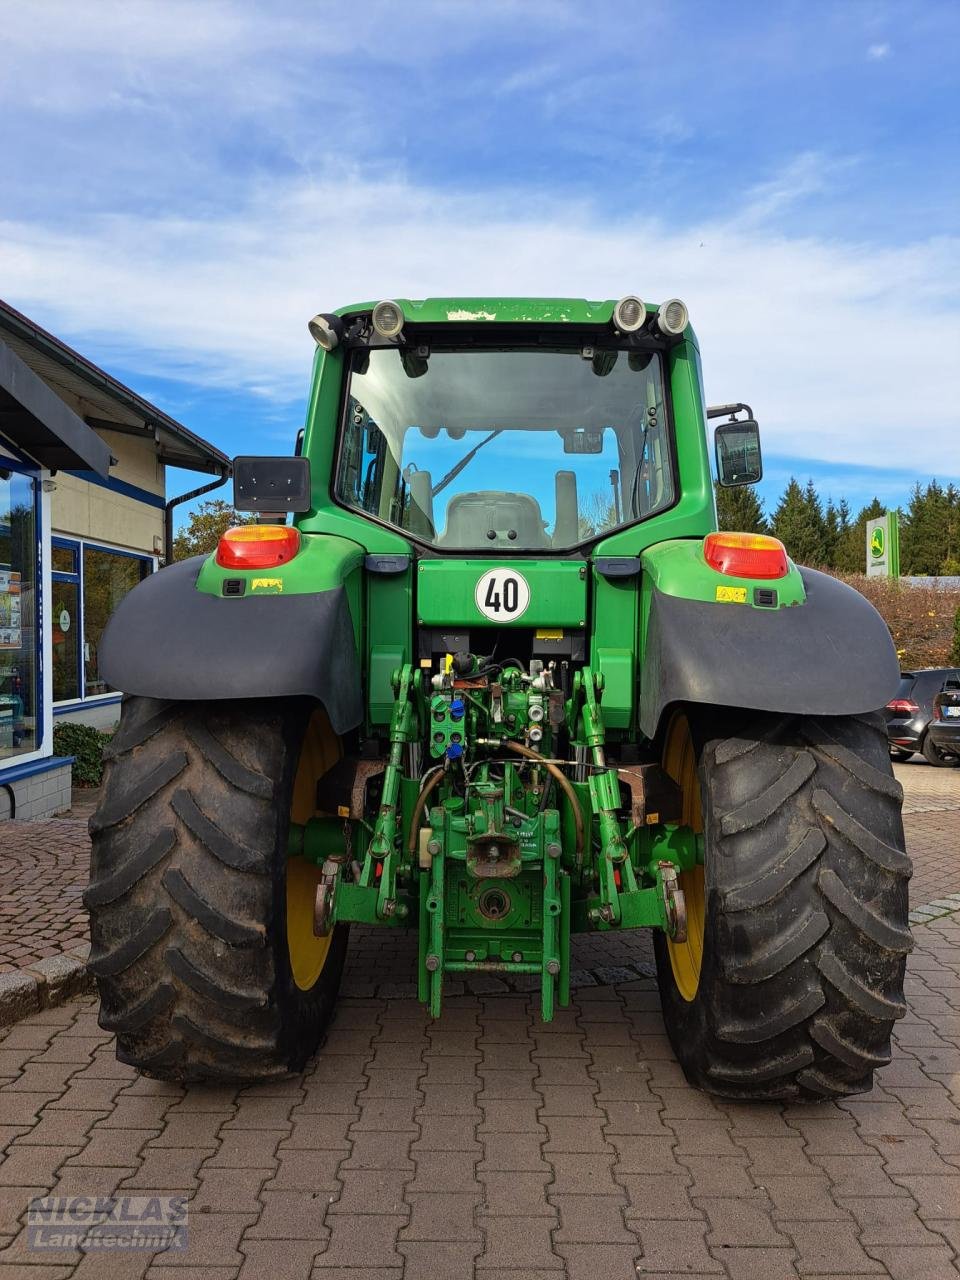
[0,571,22,649]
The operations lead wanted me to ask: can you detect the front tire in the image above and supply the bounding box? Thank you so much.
[87,696,349,1082]
[654,711,912,1100]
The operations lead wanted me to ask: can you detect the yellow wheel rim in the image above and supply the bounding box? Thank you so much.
[286,856,333,991]
[662,713,706,1002]
[286,709,341,992]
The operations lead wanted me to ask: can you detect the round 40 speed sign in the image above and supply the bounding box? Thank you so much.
[475,568,531,622]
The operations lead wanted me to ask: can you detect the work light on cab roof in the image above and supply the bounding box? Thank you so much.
[656,298,688,337]
[371,300,404,339]
[613,295,647,333]
[308,312,344,351]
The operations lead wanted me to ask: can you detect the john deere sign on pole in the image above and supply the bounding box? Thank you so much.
[866,510,900,578]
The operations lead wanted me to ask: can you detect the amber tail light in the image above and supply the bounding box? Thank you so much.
[703,531,789,580]
[216,525,300,570]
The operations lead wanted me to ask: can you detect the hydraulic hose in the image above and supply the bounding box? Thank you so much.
[481,738,586,863]
[406,766,447,855]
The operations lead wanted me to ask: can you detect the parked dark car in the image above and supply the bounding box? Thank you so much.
[886,668,960,766]
[928,686,960,762]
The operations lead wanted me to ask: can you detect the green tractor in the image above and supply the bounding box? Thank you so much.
[88,296,911,1098]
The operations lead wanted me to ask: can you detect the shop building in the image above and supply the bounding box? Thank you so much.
[0,300,228,819]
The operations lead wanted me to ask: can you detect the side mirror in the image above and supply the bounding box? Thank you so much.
[715,420,762,486]
[233,456,312,512]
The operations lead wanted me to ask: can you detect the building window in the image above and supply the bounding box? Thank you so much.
[51,543,78,575]
[0,462,39,760]
[82,546,152,697]
[52,538,81,704]
[51,538,153,705]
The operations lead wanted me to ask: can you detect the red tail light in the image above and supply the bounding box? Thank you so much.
[703,531,789,580]
[933,704,942,721]
[216,525,300,569]
[886,699,919,715]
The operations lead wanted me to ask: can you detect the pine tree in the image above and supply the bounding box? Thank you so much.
[829,497,857,571]
[944,484,960,570]
[834,513,860,573]
[823,501,841,569]
[772,478,828,566]
[899,483,922,572]
[714,482,767,534]
[771,479,804,560]
[902,481,951,575]
[802,479,830,565]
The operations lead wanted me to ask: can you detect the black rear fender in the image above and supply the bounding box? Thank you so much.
[98,557,363,734]
[640,567,899,740]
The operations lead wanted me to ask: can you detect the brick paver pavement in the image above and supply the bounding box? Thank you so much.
[899,759,960,815]
[0,912,957,1279]
[899,759,960,909]
[0,822,90,972]
[0,761,957,1278]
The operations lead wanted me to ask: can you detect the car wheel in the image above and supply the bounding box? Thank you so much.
[920,732,956,767]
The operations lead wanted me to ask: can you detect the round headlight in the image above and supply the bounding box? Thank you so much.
[372,300,404,339]
[307,313,343,351]
[656,298,689,337]
[613,295,647,333]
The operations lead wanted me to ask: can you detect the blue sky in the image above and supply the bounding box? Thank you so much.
[1,0,958,524]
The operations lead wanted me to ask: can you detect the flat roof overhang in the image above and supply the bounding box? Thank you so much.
[0,299,229,477]
[0,336,112,476]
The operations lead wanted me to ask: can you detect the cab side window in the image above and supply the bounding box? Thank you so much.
[338,399,385,514]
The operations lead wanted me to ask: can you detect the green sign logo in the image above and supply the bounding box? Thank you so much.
[871,526,885,558]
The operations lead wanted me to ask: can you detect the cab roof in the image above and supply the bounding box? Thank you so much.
[334,298,623,325]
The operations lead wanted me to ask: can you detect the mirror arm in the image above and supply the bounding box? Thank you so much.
[706,402,753,421]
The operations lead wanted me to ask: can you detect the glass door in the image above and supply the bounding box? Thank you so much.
[0,461,40,760]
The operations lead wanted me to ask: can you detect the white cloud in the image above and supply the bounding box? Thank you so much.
[0,166,957,475]
[867,43,891,60]
[0,0,576,104]
[734,152,842,227]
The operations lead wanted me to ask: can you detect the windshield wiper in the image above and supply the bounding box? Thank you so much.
[431,428,502,498]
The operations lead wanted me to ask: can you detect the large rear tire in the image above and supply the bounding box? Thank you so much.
[87,696,349,1082]
[654,711,912,1100]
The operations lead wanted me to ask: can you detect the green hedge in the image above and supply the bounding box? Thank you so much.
[53,722,114,787]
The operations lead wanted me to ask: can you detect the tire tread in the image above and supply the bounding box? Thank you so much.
[88,696,347,1082]
[656,711,912,1100]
